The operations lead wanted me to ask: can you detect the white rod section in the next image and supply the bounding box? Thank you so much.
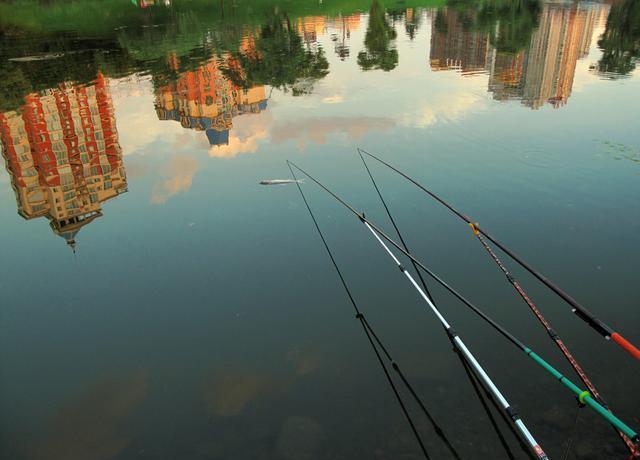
[363,221,549,460]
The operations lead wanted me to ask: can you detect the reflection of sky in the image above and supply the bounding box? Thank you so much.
[109,7,639,203]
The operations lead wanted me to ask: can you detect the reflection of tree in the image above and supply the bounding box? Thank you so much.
[597,0,640,77]
[226,14,329,96]
[387,7,422,40]
[449,0,540,53]
[358,0,398,71]
[0,34,139,112]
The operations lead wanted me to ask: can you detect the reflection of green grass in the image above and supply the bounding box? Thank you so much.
[0,0,446,111]
[0,0,445,34]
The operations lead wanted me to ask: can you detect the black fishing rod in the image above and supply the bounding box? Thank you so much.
[358,150,638,457]
[359,150,531,458]
[357,148,640,362]
[359,150,538,458]
[286,160,639,450]
[287,162,462,460]
[358,149,535,460]
[288,161,550,460]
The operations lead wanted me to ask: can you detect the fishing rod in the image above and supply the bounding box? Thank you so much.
[357,148,640,362]
[287,160,640,450]
[288,161,549,460]
[287,162,461,460]
[470,225,638,456]
[359,150,537,460]
[357,150,638,457]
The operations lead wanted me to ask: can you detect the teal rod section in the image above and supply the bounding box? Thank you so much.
[527,351,639,442]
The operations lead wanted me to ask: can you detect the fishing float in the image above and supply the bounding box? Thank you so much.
[357,148,640,362]
[287,160,640,453]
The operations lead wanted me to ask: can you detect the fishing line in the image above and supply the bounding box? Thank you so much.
[561,405,582,460]
[288,161,550,460]
[448,332,524,460]
[357,148,433,301]
[357,148,640,362]
[469,226,637,455]
[286,160,639,449]
[358,148,527,459]
[288,162,443,460]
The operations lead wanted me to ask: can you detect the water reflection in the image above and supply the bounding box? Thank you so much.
[1,2,639,459]
[225,14,329,96]
[0,74,127,249]
[0,0,632,245]
[31,370,148,460]
[358,0,399,71]
[431,2,606,109]
[329,14,361,60]
[594,0,640,78]
[153,53,268,148]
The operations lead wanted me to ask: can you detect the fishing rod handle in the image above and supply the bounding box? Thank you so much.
[611,333,640,361]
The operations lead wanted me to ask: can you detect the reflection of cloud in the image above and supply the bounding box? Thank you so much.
[151,155,199,204]
[322,95,344,104]
[271,116,395,149]
[208,111,272,158]
[110,78,164,156]
[31,370,148,460]
[121,157,149,179]
[202,370,272,417]
[406,90,483,128]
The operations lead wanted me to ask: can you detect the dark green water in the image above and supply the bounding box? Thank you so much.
[1,0,639,459]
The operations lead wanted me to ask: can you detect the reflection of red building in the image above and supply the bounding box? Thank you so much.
[0,74,127,249]
[154,54,268,146]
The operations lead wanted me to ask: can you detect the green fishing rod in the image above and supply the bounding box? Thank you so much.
[287,160,640,448]
[357,148,640,362]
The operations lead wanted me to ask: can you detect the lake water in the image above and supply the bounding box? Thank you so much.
[1,0,639,459]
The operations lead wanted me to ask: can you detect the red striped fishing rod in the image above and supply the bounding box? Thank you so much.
[357,149,637,457]
[287,160,640,456]
[357,148,640,362]
[470,224,638,457]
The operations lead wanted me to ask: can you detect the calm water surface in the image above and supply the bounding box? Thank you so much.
[1,0,639,459]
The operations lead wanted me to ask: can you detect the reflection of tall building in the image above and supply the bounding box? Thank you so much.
[488,4,601,109]
[429,9,490,75]
[429,4,602,109]
[0,74,127,249]
[154,55,267,146]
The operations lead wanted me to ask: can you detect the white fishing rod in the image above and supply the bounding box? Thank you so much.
[363,221,548,460]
